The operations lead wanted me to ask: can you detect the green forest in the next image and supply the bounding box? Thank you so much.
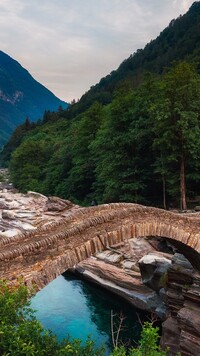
[1,61,200,210]
[1,2,200,210]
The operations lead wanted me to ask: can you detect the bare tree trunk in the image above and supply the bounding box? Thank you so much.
[162,175,166,210]
[110,310,126,348]
[160,153,166,209]
[111,310,115,348]
[180,154,187,210]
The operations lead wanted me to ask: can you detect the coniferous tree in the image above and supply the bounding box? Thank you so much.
[152,62,200,209]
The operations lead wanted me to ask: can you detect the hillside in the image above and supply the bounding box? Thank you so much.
[0,51,67,146]
[2,2,200,210]
[66,1,200,118]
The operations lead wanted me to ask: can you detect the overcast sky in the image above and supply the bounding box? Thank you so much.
[0,0,195,102]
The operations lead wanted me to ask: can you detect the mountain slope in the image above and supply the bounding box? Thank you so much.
[0,50,67,146]
[66,1,200,118]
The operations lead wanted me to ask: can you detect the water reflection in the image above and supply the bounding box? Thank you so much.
[31,271,146,354]
[64,272,146,349]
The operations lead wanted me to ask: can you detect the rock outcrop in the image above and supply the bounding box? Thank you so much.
[74,248,200,355]
[75,256,161,312]
[73,239,172,316]
[160,254,200,355]
[139,252,172,292]
[0,189,79,238]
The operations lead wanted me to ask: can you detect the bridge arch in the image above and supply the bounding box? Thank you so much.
[28,219,200,290]
[0,203,200,290]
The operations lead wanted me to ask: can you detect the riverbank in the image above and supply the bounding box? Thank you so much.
[71,239,171,317]
[73,244,200,355]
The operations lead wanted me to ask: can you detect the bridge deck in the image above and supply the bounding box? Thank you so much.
[0,203,200,289]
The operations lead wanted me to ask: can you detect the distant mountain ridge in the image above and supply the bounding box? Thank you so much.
[0,50,67,146]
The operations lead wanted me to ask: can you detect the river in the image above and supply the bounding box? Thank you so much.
[30,271,146,354]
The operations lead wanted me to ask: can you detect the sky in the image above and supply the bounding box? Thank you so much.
[0,0,195,102]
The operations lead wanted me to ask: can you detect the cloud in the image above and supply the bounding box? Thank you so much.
[0,0,195,101]
[173,0,193,12]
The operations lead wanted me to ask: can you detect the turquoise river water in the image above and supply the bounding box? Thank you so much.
[30,272,146,354]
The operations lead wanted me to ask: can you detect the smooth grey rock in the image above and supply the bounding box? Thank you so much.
[14,211,36,219]
[75,267,162,312]
[8,201,20,209]
[12,221,37,230]
[0,229,20,238]
[155,304,168,319]
[27,191,48,200]
[2,210,16,219]
[122,260,140,272]
[171,253,193,270]
[96,250,122,264]
[45,196,74,211]
[0,201,9,209]
[139,253,172,292]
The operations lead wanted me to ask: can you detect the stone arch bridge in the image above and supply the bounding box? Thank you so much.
[0,203,200,290]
